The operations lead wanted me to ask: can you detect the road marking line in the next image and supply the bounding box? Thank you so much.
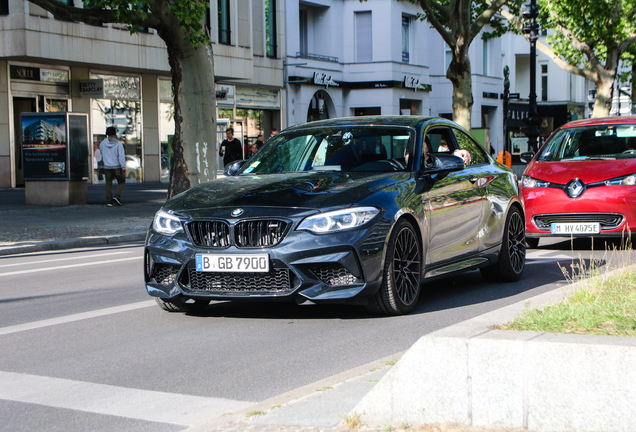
[0,256,143,277]
[0,371,253,426]
[0,301,156,336]
[0,251,136,269]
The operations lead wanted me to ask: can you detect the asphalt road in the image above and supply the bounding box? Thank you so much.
[0,237,632,431]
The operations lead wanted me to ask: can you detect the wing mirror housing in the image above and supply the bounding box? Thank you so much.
[421,154,465,176]
[520,151,535,164]
[224,160,246,176]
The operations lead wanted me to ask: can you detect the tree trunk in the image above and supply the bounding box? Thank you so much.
[447,56,474,132]
[592,73,614,118]
[162,35,217,198]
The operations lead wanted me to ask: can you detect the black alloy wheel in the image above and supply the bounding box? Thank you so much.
[366,219,422,315]
[481,206,526,282]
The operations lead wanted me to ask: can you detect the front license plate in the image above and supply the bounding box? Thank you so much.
[550,223,600,235]
[196,254,269,272]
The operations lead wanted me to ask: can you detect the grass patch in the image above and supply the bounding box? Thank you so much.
[245,410,264,418]
[382,359,398,366]
[502,267,636,336]
[315,386,333,392]
[342,411,362,429]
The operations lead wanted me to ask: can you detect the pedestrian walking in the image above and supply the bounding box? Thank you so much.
[219,127,243,166]
[99,126,126,206]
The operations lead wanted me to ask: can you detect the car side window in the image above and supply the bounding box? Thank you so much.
[452,129,487,165]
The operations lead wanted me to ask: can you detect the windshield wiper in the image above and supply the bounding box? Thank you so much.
[558,156,616,161]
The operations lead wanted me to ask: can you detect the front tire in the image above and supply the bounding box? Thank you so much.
[366,219,422,315]
[481,206,526,282]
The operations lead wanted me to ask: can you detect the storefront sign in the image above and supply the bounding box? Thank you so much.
[91,75,140,100]
[80,79,105,99]
[10,66,40,81]
[403,76,427,92]
[236,86,279,109]
[10,66,69,82]
[313,72,339,89]
[216,87,229,100]
[40,69,69,83]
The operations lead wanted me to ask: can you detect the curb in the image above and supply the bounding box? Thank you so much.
[0,232,147,256]
[353,265,636,431]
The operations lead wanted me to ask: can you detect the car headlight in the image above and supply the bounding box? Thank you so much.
[153,210,183,236]
[522,175,550,188]
[605,174,636,186]
[297,207,380,234]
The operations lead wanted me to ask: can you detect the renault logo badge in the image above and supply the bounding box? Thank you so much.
[566,179,585,198]
[231,208,244,217]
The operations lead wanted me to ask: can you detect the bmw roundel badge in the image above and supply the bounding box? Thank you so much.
[231,208,244,217]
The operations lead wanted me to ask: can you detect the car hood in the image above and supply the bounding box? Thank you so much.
[163,171,407,214]
[525,159,636,184]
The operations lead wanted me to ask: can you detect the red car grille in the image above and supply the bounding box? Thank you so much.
[533,213,624,231]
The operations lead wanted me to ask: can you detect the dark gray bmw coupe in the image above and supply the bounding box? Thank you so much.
[144,116,526,315]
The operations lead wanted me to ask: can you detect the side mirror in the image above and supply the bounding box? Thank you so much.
[520,151,535,164]
[224,160,246,176]
[422,154,465,175]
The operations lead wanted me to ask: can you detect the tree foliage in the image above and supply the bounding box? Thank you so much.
[503,0,636,117]
[28,0,217,198]
[410,0,521,131]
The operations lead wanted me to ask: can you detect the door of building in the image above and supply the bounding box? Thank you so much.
[12,97,37,187]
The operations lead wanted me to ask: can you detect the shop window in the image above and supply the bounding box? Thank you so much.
[307,90,331,122]
[90,74,143,184]
[353,107,381,116]
[355,11,372,62]
[159,79,174,183]
[218,0,231,45]
[265,0,277,57]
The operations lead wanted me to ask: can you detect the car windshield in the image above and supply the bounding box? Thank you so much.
[538,124,636,161]
[238,126,414,175]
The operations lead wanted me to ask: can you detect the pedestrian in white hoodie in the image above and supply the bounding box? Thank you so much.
[99,126,126,206]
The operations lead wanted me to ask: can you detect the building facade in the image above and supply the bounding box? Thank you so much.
[0,0,284,188]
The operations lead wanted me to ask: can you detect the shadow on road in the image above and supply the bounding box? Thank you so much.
[185,257,591,320]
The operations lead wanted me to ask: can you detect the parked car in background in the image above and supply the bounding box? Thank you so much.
[520,117,636,248]
[126,155,143,181]
[144,116,526,315]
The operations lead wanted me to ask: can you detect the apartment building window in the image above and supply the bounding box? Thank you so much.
[0,0,9,15]
[541,64,548,101]
[299,9,308,56]
[483,39,489,76]
[218,0,231,45]
[445,46,452,71]
[402,15,410,63]
[355,11,372,63]
[265,0,277,58]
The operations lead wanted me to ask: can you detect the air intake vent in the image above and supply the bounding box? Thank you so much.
[187,221,231,247]
[235,220,288,247]
[187,268,294,294]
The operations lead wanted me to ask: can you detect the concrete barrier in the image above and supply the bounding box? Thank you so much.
[353,273,636,432]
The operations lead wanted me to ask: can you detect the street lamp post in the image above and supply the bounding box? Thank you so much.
[522,0,540,152]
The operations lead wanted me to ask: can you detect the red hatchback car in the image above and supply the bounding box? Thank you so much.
[520,116,636,247]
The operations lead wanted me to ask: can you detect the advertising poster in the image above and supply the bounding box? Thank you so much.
[21,113,68,180]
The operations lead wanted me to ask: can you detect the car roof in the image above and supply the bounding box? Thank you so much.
[282,116,459,132]
[560,116,636,129]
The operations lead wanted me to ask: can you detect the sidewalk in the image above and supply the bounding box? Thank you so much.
[0,182,167,255]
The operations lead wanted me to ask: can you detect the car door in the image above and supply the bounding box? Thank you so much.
[423,127,486,264]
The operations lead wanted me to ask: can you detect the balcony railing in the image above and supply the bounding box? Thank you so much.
[296,52,339,63]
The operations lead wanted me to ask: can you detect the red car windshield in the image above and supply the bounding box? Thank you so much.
[538,124,636,161]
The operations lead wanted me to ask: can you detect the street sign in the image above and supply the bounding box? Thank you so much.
[509,93,520,99]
